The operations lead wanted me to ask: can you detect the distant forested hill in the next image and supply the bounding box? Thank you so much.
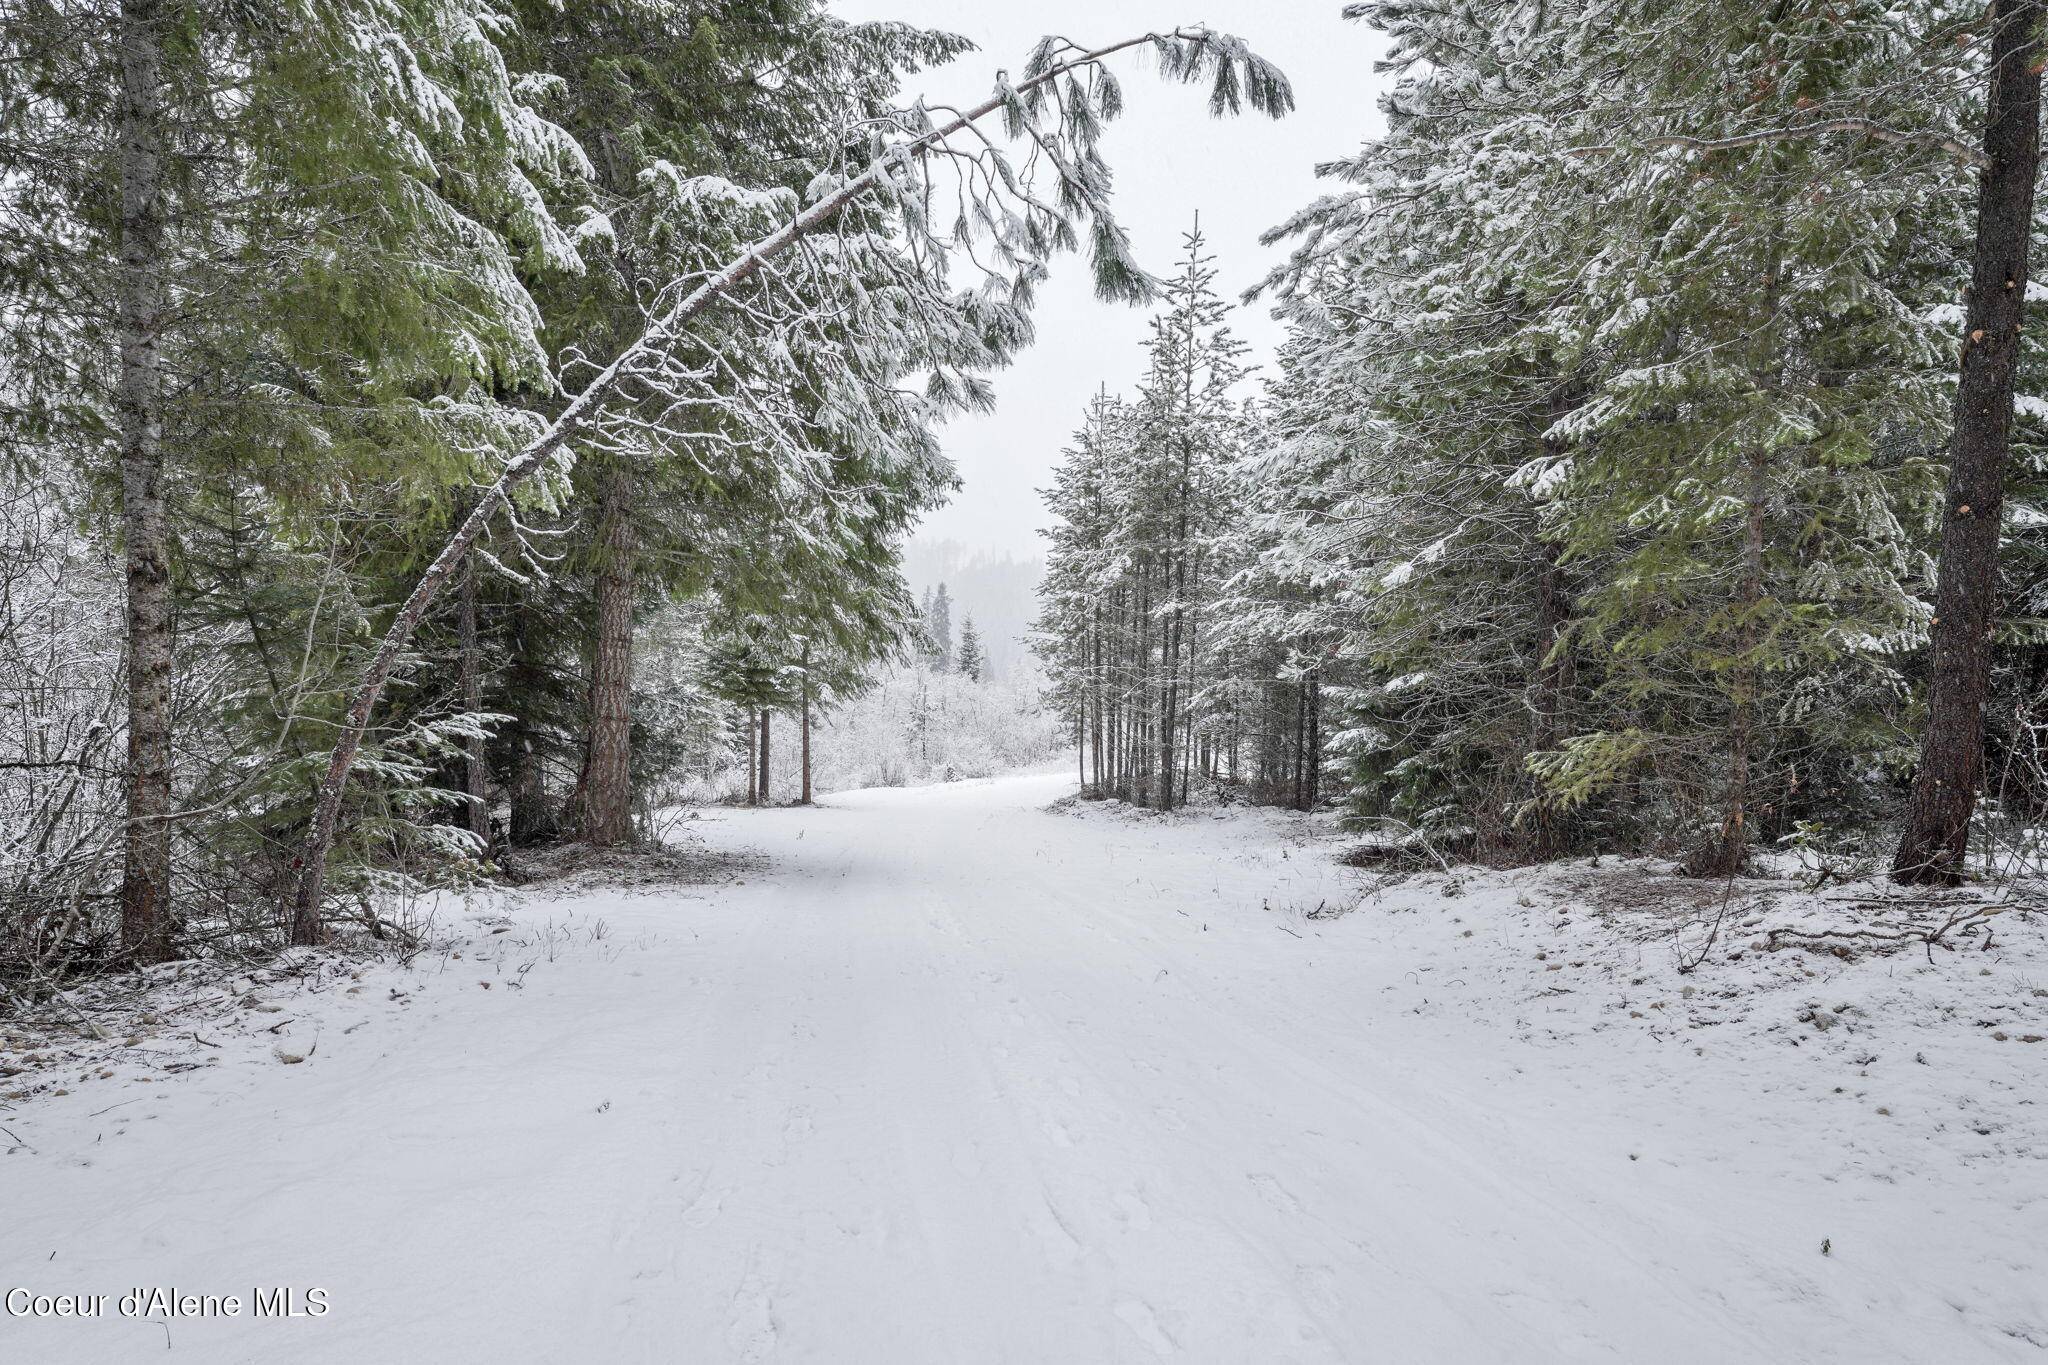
[901,538,1046,681]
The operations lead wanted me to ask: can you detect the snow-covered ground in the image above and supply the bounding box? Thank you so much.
[3,771,2044,1362]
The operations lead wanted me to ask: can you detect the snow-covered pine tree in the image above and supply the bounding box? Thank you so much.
[1036,391,1129,796]
[1251,0,1978,868]
[957,617,986,683]
[1252,0,1598,847]
[1534,0,1966,873]
[2,0,596,953]
[926,584,956,672]
[1034,225,1254,809]
[501,2,970,846]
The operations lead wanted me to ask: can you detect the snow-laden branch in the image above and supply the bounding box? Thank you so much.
[285,26,1293,941]
[1567,116,1988,170]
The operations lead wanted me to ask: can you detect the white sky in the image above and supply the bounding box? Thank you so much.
[829,0,1390,558]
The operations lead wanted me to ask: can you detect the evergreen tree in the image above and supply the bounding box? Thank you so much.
[925,583,955,671]
[3,0,595,951]
[1242,0,1978,866]
[957,616,985,682]
[1894,0,2046,882]
[1034,226,1256,809]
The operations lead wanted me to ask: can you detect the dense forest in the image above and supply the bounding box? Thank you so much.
[0,1,1285,983]
[5,0,2047,992]
[1035,1,2048,884]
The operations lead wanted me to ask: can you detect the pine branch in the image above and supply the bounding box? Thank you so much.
[1568,117,1987,170]
[283,26,1291,942]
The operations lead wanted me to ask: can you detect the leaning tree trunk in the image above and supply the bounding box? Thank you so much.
[1894,0,2044,884]
[574,461,636,847]
[282,27,1279,941]
[116,0,174,965]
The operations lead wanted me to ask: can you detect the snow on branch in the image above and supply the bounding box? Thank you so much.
[284,25,1294,942]
[1566,116,1988,170]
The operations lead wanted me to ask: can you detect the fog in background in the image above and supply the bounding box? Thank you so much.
[832,0,1390,568]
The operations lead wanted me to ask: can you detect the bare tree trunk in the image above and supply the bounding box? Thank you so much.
[458,541,488,846]
[1306,668,1320,808]
[800,650,813,805]
[1081,703,1097,789]
[1895,0,2044,884]
[1159,546,1185,812]
[1179,564,1203,804]
[1136,567,1153,807]
[746,710,758,806]
[116,0,174,965]
[1090,609,1104,794]
[1292,678,1306,811]
[1524,385,1580,858]
[1690,448,1769,878]
[1731,448,1767,858]
[759,707,772,805]
[506,592,558,845]
[573,462,636,847]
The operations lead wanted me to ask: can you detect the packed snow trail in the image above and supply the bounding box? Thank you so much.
[3,772,2041,1362]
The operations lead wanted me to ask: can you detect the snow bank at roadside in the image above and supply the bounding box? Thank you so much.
[1058,793,2048,1165]
[1048,794,2048,1353]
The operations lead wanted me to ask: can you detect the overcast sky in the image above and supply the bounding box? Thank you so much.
[828,0,1390,558]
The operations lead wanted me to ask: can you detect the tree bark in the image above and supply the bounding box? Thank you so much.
[506,592,558,845]
[1090,608,1104,794]
[1894,0,2044,884]
[1722,448,1770,875]
[458,541,488,846]
[746,710,759,805]
[1306,668,1320,808]
[1524,384,1581,857]
[574,461,636,847]
[1525,536,1572,857]
[1159,547,1185,812]
[116,0,174,965]
[1136,566,1153,806]
[800,649,813,805]
[759,707,772,805]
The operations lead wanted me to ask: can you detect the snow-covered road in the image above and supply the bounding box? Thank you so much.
[4,771,2042,1362]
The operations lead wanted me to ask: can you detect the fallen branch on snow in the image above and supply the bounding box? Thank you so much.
[1764,903,2011,963]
